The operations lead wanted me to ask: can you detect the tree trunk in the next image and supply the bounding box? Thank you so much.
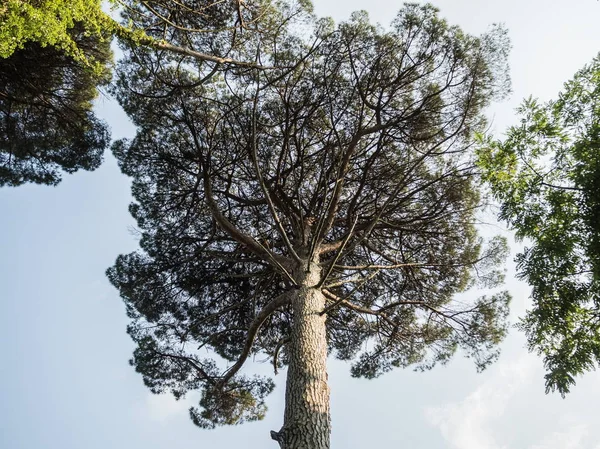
[273,261,331,449]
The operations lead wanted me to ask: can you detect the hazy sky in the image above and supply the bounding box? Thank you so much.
[2,1,600,448]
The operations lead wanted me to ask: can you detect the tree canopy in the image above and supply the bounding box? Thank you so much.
[0,0,306,186]
[0,0,301,67]
[0,22,111,186]
[0,0,109,65]
[0,0,115,186]
[478,54,600,396]
[107,4,512,446]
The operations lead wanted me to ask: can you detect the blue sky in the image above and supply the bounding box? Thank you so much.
[2,1,600,448]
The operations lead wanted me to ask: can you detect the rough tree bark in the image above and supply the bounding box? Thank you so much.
[272,259,331,449]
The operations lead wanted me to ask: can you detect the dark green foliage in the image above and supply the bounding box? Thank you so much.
[0,0,293,187]
[0,24,111,186]
[478,54,600,396]
[108,4,511,429]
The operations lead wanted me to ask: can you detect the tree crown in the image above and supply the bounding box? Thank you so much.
[478,54,600,396]
[108,4,512,428]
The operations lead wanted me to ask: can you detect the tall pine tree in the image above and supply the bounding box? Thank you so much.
[107,4,512,447]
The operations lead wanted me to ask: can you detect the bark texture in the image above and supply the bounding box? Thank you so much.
[275,261,331,449]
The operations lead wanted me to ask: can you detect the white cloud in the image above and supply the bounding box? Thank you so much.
[530,423,588,449]
[424,352,600,449]
[425,354,536,449]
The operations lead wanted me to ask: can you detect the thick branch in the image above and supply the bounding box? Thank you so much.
[180,103,295,281]
[113,23,271,69]
[272,337,290,375]
[218,292,290,386]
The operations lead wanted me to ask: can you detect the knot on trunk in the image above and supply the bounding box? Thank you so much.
[270,429,284,445]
